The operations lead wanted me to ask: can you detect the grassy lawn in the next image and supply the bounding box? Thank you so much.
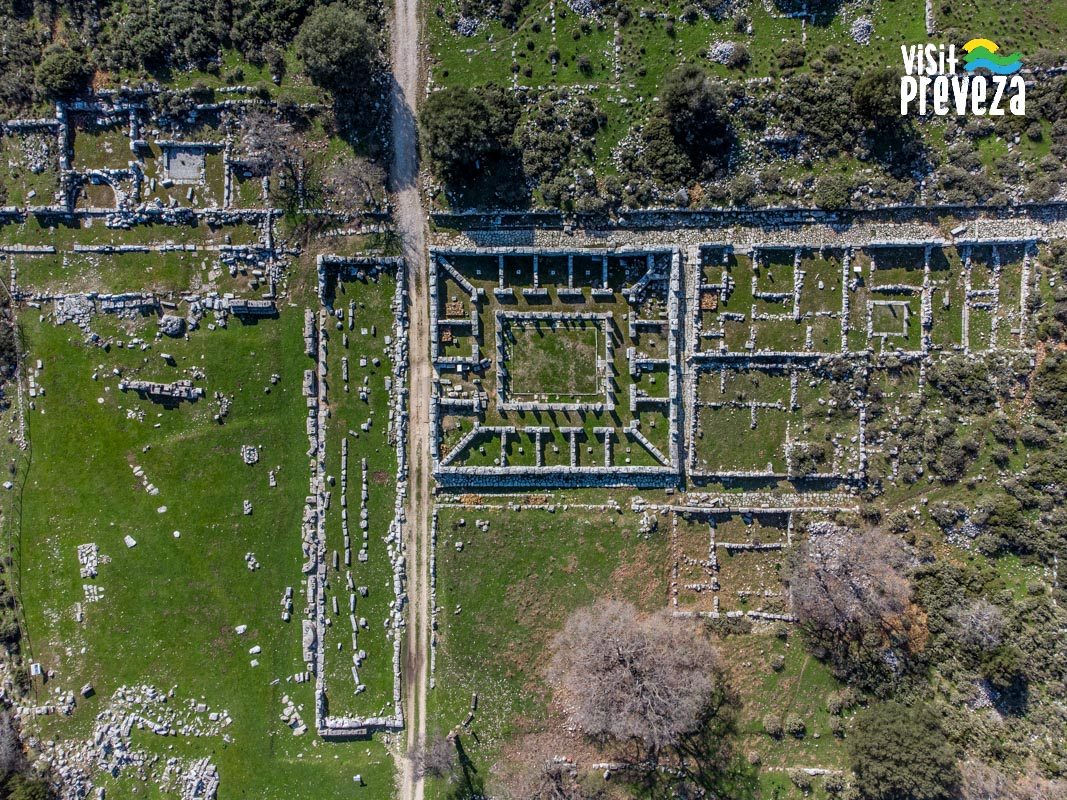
[425,502,857,799]
[426,504,668,797]
[70,117,133,172]
[1,217,262,249]
[725,632,851,800]
[13,252,203,295]
[936,0,1067,52]
[15,307,397,799]
[694,405,788,474]
[798,250,844,316]
[507,318,600,397]
[1,131,61,207]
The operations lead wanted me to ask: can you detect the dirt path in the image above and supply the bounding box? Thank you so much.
[388,0,431,798]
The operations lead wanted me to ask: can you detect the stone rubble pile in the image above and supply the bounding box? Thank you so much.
[31,684,228,800]
[76,543,99,578]
[119,379,202,402]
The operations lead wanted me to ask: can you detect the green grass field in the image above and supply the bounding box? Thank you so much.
[426,503,854,800]
[14,305,397,799]
[425,503,668,797]
[507,319,600,397]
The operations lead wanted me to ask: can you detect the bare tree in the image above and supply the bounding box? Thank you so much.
[785,523,917,686]
[960,760,1067,800]
[947,598,1004,651]
[320,156,385,212]
[409,730,456,780]
[237,110,293,174]
[236,110,307,210]
[547,599,723,753]
[1011,776,1067,800]
[505,759,602,800]
[786,522,912,636]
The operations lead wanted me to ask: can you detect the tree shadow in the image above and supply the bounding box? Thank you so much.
[334,78,394,174]
[996,676,1030,716]
[233,311,279,325]
[772,0,844,26]
[866,122,931,183]
[616,685,760,800]
[447,736,486,800]
[443,148,531,212]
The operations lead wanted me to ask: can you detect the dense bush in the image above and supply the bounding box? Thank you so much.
[230,0,316,66]
[95,0,227,72]
[784,714,806,738]
[643,64,734,185]
[67,0,326,77]
[295,5,378,95]
[814,174,851,209]
[926,356,998,414]
[853,69,901,124]
[419,84,519,183]
[1033,350,1067,422]
[777,40,805,70]
[849,702,960,800]
[0,19,41,109]
[35,46,92,100]
[518,93,604,209]
[772,72,859,158]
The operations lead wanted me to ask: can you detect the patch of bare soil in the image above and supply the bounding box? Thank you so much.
[610,541,668,610]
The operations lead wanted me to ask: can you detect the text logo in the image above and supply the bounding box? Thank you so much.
[900,40,1025,117]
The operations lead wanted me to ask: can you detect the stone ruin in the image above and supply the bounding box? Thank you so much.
[428,246,683,488]
[29,683,229,800]
[118,378,203,402]
[685,239,1037,482]
[299,256,409,737]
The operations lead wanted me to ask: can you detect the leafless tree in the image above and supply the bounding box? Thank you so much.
[960,762,1012,800]
[786,522,912,639]
[236,110,307,210]
[1011,776,1067,800]
[947,598,1004,651]
[320,156,385,212]
[784,523,918,686]
[547,599,723,753]
[237,110,293,174]
[960,760,1067,800]
[505,759,603,800]
[409,730,456,780]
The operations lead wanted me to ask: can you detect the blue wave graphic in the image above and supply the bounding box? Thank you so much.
[964,58,1022,75]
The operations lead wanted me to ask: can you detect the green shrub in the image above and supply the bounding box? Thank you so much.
[777,40,805,70]
[848,702,959,800]
[295,5,377,95]
[36,46,92,99]
[762,713,783,738]
[814,174,851,210]
[785,714,806,738]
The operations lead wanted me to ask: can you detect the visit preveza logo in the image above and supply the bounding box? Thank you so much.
[900,38,1025,116]
[962,38,1023,75]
